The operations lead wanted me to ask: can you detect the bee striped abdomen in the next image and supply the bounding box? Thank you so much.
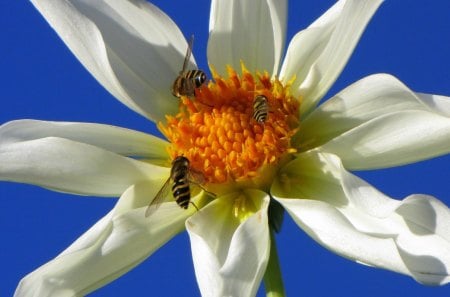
[169,156,191,209]
[146,156,205,217]
[172,174,190,209]
[253,95,269,123]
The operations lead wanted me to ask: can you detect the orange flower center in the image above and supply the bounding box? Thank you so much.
[159,64,300,190]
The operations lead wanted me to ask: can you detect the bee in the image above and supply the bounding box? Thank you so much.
[252,94,269,123]
[145,156,211,217]
[172,35,207,98]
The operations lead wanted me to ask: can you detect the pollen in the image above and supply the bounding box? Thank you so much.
[159,63,300,186]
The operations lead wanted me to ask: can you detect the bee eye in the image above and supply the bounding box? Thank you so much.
[196,72,206,86]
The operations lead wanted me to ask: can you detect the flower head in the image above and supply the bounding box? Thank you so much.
[2,0,450,296]
[162,65,298,185]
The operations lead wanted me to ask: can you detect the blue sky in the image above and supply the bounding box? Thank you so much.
[1,1,450,296]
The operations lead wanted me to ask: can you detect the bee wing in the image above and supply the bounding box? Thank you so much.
[188,168,205,185]
[145,178,171,217]
[188,169,216,198]
[181,35,194,73]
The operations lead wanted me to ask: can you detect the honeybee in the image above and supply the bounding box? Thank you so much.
[145,156,212,217]
[252,94,269,123]
[172,35,207,97]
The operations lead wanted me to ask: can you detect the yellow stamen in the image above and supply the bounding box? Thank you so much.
[232,192,257,222]
[159,63,300,190]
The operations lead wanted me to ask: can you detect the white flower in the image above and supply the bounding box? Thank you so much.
[1,0,449,296]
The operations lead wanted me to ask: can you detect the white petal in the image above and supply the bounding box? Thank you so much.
[187,190,270,297]
[296,74,450,169]
[14,183,192,297]
[0,137,167,196]
[298,74,440,150]
[319,110,450,169]
[30,0,193,122]
[280,0,384,116]
[416,93,450,116]
[271,150,348,206]
[280,1,345,85]
[273,152,450,285]
[208,0,287,76]
[0,120,169,161]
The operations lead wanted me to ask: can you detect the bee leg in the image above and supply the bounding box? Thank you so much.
[190,181,216,198]
[190,201,199,211]
[198,184,216,198]
[195,98,214,108]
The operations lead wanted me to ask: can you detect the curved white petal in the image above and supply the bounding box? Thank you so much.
[208,0,287,76]
[271,150,348,206]
[30,0,194,122]
[319,110,450,169]
[416,93,450,116]
[14,183,192,297]
[0,120,169,161]
[187,190,270,297]
[273,151,450,285]
[298,74,444,149]
[295,74,450,169]
[280,0,384,116]
[279,0,345,85]
[0,137,167,196]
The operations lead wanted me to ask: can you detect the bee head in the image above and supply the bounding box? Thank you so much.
[195,71,207,86]
[173,155,190,167]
